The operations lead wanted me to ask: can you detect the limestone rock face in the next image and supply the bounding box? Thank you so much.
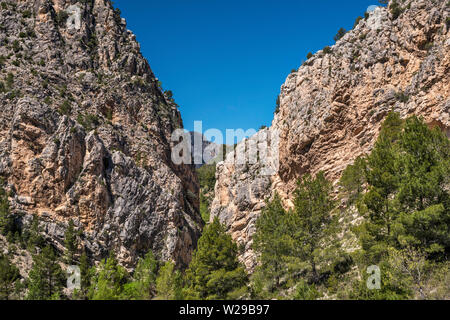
[0,0,202,268]
[211,0,450,270]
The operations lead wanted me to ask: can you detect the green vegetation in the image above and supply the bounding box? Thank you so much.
[88,252,129,300]
[252,112,449,299]
[199,192,210,223]
[252,173,344,298]
[197,164,216,192]
[353,16,363,29]
[155,262,183,300]
[119,251,158,300]
[55,11,69,27]
[0,181,13,236]
[197,164,216,223]
[5,72,14,90]
[22,10,32,19]
[275,94,280,114]
[12,40,21,53]
[77,113,99,131]
[323,46,332,54]
[390,0,403,20]
[0,254,20,300]
[0,112,447,301]
[334,28,347,42]
[345,112,449,299]
[395,91,409,103]
[184,217,248,299]
[59,100,72,115]
[64,220,78,265]
[26,246,65,300]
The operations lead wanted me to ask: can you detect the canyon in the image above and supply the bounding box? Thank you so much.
[0,0,448,275]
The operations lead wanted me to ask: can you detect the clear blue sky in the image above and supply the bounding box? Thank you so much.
[114,0,383,137]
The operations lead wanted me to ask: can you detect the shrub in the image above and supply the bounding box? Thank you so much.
[306,52,313,59]
[12,40,21,53]
[395,91,409,103]
[390,0,403,19]
[22,10,32,19]
[5,73,14,89]
[323,46,333,54]
[113,8,122,25]
[334,28,347,42]
[353,16,363,29]
[77,113,99,131]
[275,95,280,114]
[43,96,51,105]
[55,11,69,27]
[59,100,72,115]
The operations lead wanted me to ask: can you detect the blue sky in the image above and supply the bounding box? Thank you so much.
[114,0,382,138]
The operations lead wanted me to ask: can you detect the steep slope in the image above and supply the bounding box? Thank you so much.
[211,0,450,269]
[0,0,202,268]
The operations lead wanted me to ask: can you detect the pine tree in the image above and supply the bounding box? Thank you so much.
[72,250,92,300]
[121,251,158,300]
[26,215,45,254]
[360,111,404,262]
[253,193,292,291]
[394,116,450,258]
[349,113,449,299]
[0,254,20,300]
[89,252,129,300]
[0,182,13,236]
[64,219,77,265]
[290,172,338,284]
[184,217,248,300]
[359,113,449,263]
[340,156,367,203]
[26,246,65,300]
[155,261,183,300]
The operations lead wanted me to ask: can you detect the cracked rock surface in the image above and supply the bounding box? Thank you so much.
[0,0,202,268]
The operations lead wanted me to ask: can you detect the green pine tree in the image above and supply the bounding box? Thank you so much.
[349,112,449,299]
[155,261,183,300]
[72,249,92,300]
[0,254,20,300]
[290,172,339,284]
[121,251,158,300]
[0,182,13,236]
[89,252,129,300]
[26,246,65,300]
[184,217,248,300]
[64,219,78,265]
[26,215,45,254]
[253,193,292,292]
[340,156,367,203]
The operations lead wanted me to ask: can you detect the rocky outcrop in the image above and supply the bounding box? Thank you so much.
[0,0,202,268]
[211,0,450,270]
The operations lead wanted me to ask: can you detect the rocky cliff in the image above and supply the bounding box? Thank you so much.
[0,0,203,268]
[211,0,450,270]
